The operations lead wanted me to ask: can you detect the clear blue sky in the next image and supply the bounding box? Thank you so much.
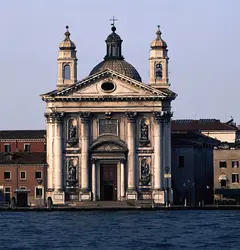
[0,0,239,129]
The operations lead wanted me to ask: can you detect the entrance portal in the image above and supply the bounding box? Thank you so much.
[100,164,117,201]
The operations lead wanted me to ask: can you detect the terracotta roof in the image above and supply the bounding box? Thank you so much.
[0,152,46,165]
[0,130,46,140]
[172,119,237,131]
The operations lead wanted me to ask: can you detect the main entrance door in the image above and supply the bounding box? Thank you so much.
[100,164,117,201]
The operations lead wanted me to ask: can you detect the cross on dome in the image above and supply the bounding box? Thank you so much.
[110,16,118,32]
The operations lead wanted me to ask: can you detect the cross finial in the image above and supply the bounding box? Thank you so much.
[110,16,118,27]
[64,25,70,39]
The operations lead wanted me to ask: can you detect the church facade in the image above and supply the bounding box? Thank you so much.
[41,23,177,205]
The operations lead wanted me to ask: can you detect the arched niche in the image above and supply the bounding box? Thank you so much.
[139,118,151,147]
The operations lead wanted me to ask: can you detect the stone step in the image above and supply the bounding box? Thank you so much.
[72,201,133,208]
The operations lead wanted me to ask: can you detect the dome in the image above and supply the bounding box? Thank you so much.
[59,26,76,50]
[89,23,142,82]
[89,59,142,82]
[151,26,167,48]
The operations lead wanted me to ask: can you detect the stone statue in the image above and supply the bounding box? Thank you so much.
[69,123,77,139]
[141,122,149,141]
[141,158,150,179]
[68,160,76,180]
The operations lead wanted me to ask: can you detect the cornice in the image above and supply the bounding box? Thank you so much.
[0,164,47,166]
[0,139,45,142]
[43,96,167,103]
[41,69,176,101]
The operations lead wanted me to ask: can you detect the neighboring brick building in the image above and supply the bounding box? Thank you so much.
[0,152,47,206]
[0,130,47,207]
[0,130,46,153]
[171,131,218,205]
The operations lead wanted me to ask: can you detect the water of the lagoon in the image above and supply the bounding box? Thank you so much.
[0,211,239,250]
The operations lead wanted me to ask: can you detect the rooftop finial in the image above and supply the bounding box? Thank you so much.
[64,25,70,40]
[156,25,161,40]
[110,16,118,32]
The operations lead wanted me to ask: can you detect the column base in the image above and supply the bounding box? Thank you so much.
[152,189,165,204]
[126,189,138,200]
[50,190,65,205]
[164,188,173,204]
[79,189,92,201]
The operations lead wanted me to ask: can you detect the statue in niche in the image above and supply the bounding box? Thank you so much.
[140,119,150,146]
[68,159,77,180]
[68,120,77,139]
[67,119,78,147]
[140,158,151,185]
[66,158,78,187]
[141,121,149,141]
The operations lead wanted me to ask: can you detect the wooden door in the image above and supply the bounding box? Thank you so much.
[100,164,117,201]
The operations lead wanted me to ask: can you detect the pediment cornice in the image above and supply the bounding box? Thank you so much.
[41,69,177,102]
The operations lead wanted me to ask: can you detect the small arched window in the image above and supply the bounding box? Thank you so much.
[155,63,162,79]
[63,65,70,80]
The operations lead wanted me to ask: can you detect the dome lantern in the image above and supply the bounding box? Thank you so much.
[104,20,124,60]
[89,18,142,82]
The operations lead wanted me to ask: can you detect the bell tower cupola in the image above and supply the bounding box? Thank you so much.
[57,26,78,90]
[149,25,169,89]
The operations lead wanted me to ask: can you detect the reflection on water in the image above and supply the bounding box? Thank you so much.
[0,210,240,249]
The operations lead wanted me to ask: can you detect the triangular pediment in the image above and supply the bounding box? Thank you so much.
[41,69,176,101]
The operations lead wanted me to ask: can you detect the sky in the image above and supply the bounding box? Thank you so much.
[0,0,239,129]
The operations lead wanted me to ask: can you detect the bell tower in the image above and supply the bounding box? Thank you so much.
[57,26,77,90]
[149,25,169,89]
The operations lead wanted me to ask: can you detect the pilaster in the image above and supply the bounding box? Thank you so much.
[79,112,92,201]
[52,112,65,204]
[92,159,97,201]
[44,113,54,193]
[125,112,138,200]
[120,159,125,200]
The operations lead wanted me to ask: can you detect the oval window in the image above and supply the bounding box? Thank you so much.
[101,82,115,92]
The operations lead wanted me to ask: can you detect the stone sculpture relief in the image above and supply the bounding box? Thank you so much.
[139,118,150,146]
[67,118,78,147]
[66,158,78,187]
[139,158,151,186]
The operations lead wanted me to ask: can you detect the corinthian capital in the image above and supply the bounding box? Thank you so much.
[52,112,64,122]
[44,113,53,123]
[125,112,137,122]
[79,112,91,122]
[163,111,173,123]
[153,112,164,123]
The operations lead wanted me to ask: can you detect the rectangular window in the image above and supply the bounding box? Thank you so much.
[44,143,46,152]
[20,171,26,180]
[4,171,11,180]
[232,160,239,168]
[35,187,43,199]
[219,161,227,168]
[35,171,42,179]
[4,144,11,153]
[4,187,11,203]
[24,144,31,152]
[178,156,185,168]
[232,174,239,183]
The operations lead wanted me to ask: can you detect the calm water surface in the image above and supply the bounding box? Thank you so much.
[0,210,239,250]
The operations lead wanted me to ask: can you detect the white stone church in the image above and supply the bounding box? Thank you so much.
[41,21,177,205]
